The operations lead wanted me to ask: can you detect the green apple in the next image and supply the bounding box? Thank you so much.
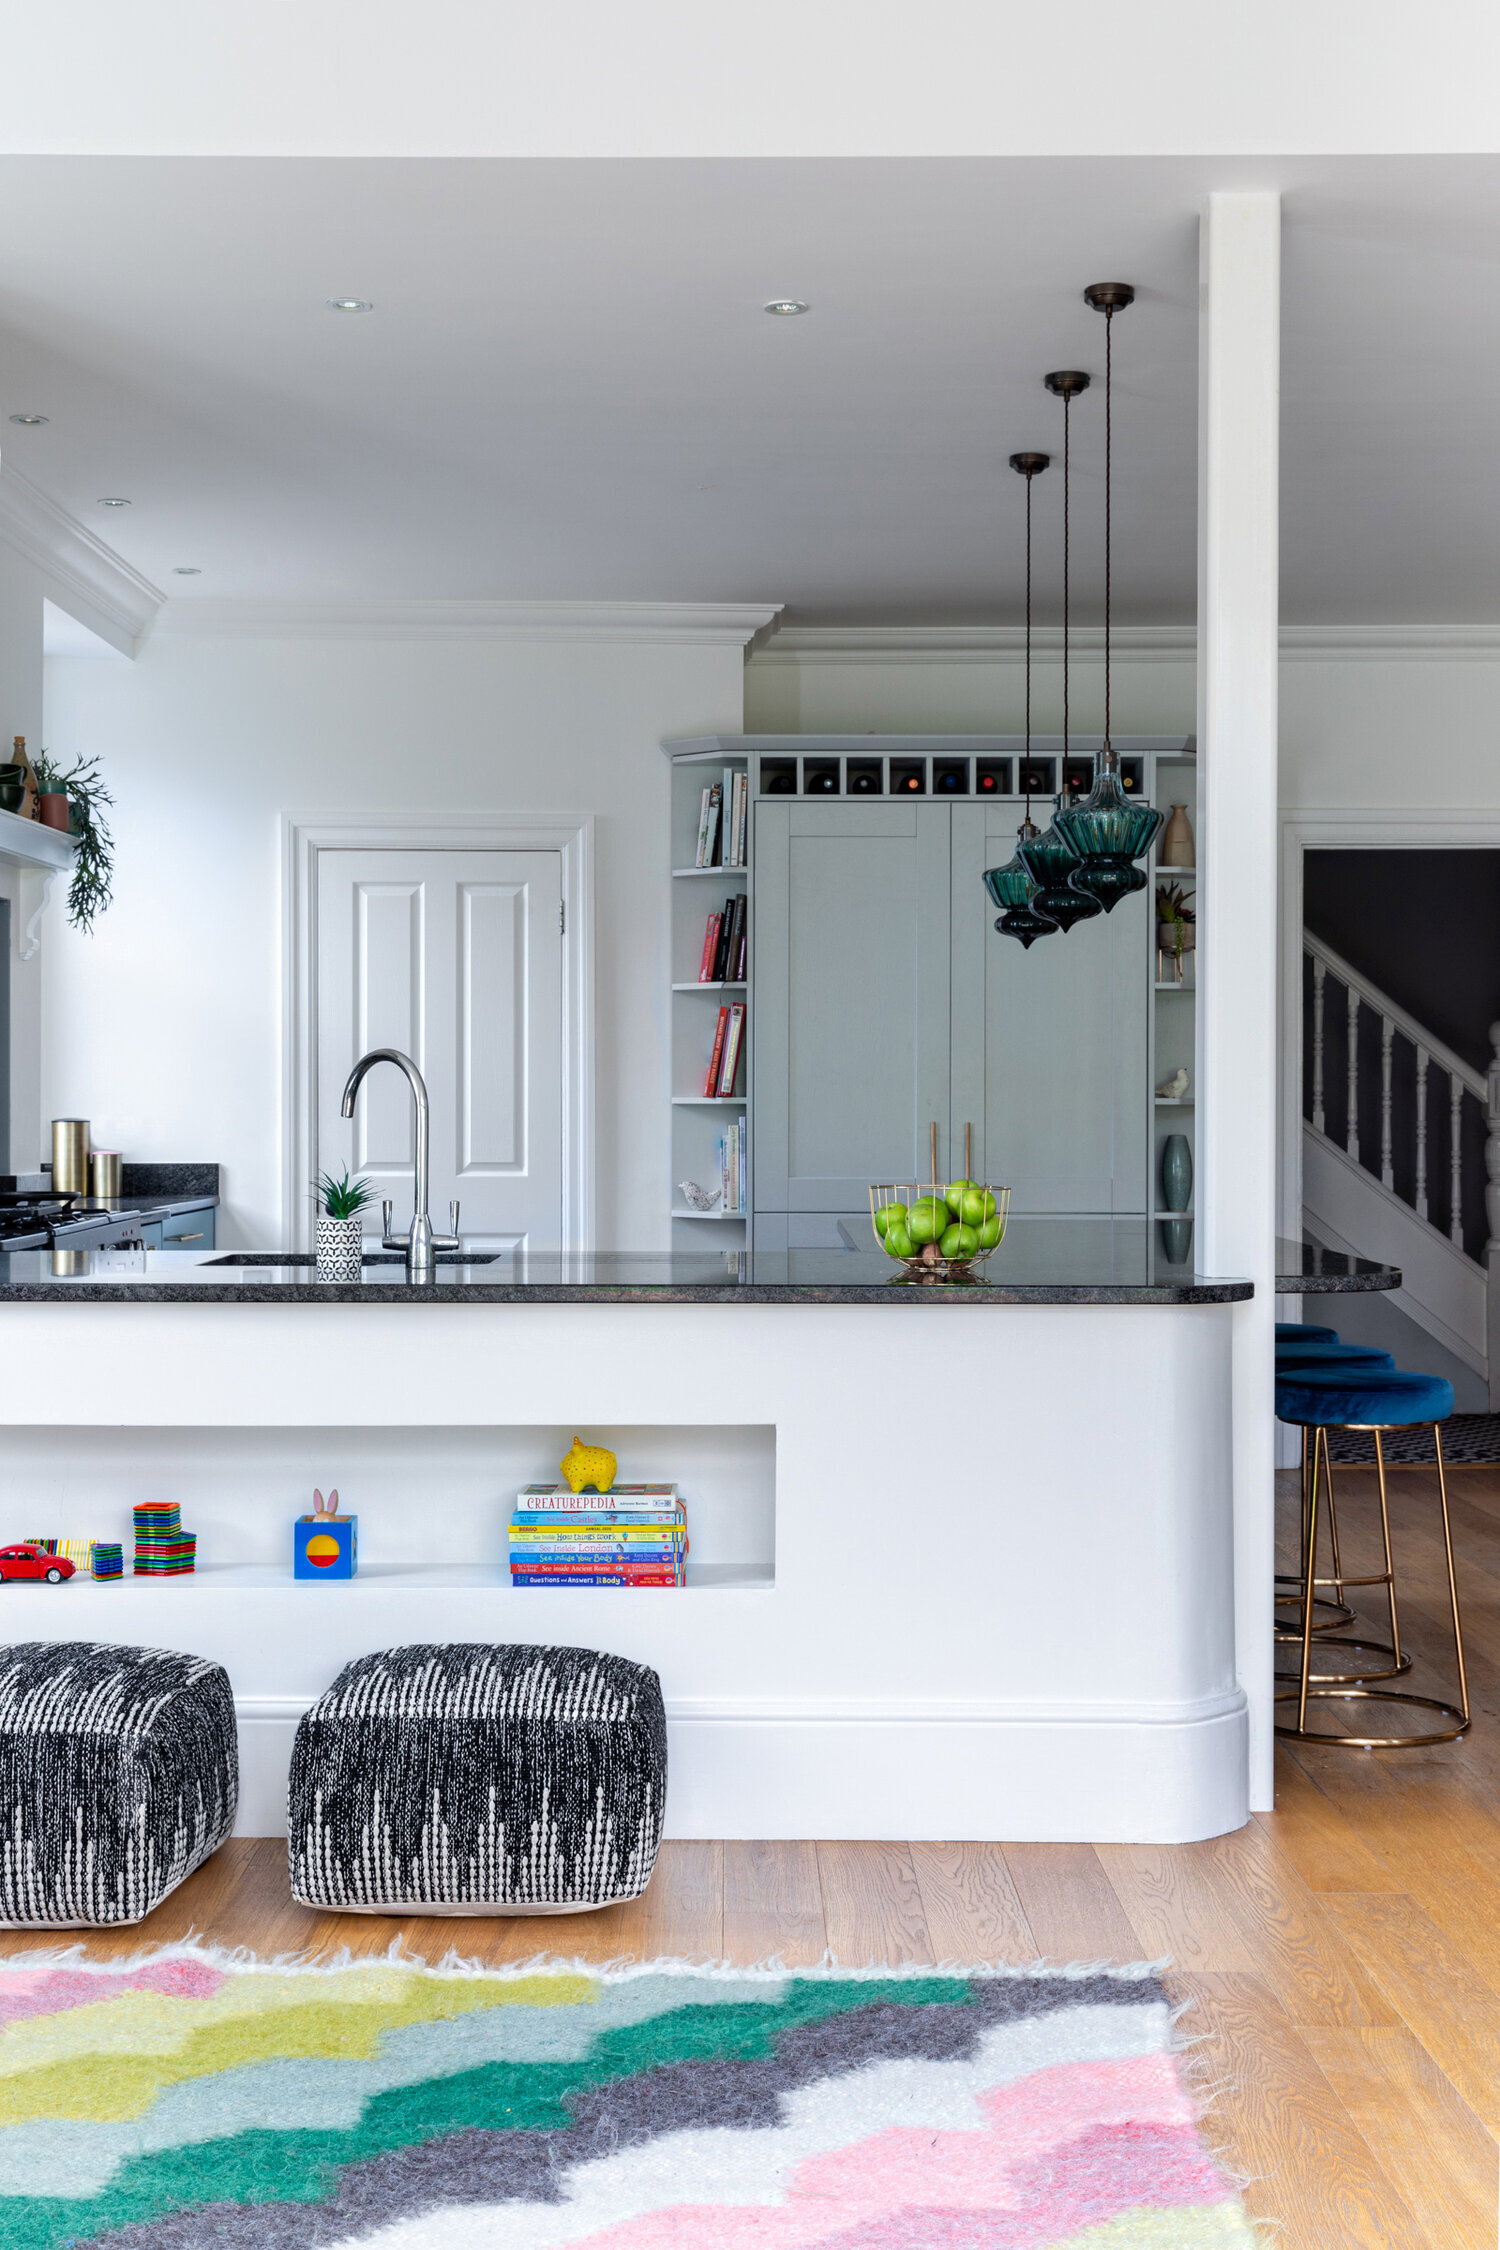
[873,1204,892,1239]
[884,1226,913,1259]
[907,1204,944,1245]
[977,1214,1003,1248]
[960,1187,997,1226]
[940,1222,981,1260]
[943,1178,973,1214]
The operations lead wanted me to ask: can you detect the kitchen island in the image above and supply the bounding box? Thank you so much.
[0,1226,1251,1844]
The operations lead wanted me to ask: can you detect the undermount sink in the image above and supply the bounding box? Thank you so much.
[204,1252,502,1267]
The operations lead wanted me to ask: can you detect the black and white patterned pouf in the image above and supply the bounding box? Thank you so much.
[289,1643,668,1915]
[0,1641,238,1926]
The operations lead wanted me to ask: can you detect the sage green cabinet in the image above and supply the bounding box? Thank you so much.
[752,798,1147,1228]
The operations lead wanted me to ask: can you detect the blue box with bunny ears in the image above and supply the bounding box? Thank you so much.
[294,1490,358,1580]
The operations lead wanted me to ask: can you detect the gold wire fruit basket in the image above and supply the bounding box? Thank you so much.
[869,1128,1011,1283]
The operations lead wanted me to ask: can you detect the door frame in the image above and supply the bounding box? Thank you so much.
[283,813,594,1253]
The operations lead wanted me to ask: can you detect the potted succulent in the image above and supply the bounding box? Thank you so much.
[313,1169,375,1280]
[1155,881,1196,965]
[30,752,115,932]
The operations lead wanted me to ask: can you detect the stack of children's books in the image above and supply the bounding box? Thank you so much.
[133,1501,197,1576]
[508,1482,687,1587]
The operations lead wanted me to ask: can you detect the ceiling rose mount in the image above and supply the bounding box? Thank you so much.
[1082,282,1136,315]
[1043,370,1091,402]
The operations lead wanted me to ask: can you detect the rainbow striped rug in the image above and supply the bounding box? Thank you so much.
[0,1949,1256,2248]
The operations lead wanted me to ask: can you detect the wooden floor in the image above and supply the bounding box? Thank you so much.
[14,1462,1500,2247]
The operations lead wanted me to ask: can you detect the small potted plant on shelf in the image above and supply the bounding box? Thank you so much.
[30,752,115,932]
[1155,881,1196,976]
[312,1169,375,1281]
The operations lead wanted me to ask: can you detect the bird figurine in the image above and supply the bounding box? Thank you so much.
[1155,1066,1190,1101]
[559,1437,617,1494]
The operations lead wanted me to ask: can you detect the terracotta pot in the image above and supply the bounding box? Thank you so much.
[38,793,70,832]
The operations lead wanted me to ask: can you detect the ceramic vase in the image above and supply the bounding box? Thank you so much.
[1159,1217,1193,1264]
[1160,803,1195,867]
[316,1213,365,1281]
[1160,1133,1193,1213]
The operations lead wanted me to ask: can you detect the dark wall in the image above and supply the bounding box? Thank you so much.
[1303,850,1500,1076]
[1303,850,1500,1262]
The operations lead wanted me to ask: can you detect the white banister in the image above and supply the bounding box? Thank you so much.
[1416,1044,1430,1220]
[1312,957,1326,1134]
[1450,1078,1464,1249]
[1307,933,1485,1105]
[1346,984,1360,1163]
[1380,1015,1395,1189]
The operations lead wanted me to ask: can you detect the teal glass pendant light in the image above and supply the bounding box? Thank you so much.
[1016,383,1102,935]
[983,452,1057,948]
[1054,283,1164,907]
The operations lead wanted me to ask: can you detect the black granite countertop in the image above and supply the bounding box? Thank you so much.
[1275,1239,1401,1295]
[0,1221,1252,1303]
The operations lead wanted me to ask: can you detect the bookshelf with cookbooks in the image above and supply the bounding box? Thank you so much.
[669,744,750,1244]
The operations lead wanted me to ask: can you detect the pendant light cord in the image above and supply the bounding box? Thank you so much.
[1024,465,1033,824]
[1061,390,1070,766]
[1103,303,1113,754]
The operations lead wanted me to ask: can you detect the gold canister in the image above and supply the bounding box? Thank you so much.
[90,1150,122,1200]
[52,1119,91,1195]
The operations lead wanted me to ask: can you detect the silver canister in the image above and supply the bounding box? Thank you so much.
[90,1150,122,1200]
[52,1119,91,1195]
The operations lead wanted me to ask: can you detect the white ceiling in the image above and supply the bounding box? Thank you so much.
[1,155,1498,626]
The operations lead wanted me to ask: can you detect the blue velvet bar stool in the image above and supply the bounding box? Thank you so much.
[1273,1342,1396,1645]
[1274,1365,1470,1745]
[1276,1322,1339,1345]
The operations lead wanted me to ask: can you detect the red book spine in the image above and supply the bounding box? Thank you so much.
[718,1003,745,1096]
[704,1005,729,1096]
[698,913,721,982]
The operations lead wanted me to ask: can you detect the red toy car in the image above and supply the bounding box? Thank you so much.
[0,1544,75,1584]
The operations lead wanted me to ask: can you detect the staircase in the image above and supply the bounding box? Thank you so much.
[1301,934,1500,1405]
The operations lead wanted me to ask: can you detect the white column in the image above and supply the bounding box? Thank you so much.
[1197,192,1280,1816]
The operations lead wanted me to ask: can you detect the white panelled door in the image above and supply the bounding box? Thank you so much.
[315,849,563,1253]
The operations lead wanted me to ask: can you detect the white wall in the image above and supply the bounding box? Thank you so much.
[0,542,50,1173]
[42,626,747,1248]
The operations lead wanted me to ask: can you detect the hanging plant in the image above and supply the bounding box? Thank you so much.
[33,752,115,933]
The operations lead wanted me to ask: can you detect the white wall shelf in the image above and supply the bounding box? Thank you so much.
[673,980,746,992]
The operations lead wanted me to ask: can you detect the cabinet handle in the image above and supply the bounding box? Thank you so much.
[930,1120,938,1185]
[175,1232,204,1242]
[965,1121,973,1178]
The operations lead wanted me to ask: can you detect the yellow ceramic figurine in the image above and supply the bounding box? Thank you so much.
[560,1436,616,1494]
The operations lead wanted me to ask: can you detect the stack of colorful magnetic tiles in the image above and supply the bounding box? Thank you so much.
[132,1501,196,1576]
[25,1537,122,1579]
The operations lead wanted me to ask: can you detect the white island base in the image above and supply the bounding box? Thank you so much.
[0,1296,1247,1842]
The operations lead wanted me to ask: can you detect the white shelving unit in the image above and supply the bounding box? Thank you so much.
[668,748,750,1246]
[1148,771,1200,1266]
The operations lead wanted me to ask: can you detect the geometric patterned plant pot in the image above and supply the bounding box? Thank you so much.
[289,1641,667,1915]
[0,1641,238,1926]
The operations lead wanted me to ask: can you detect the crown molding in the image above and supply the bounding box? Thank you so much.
[151,598,782,646]
[0,465,163,657]
[753,623,1195,665]
[754,621,1500,665]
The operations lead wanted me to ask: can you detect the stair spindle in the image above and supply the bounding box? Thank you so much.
[1450,1076,1465,1248]
[1346,984,1360,1163]
[1311,958,1326,1134]
[1380,1016,1395,1189]
[1415,1045,1429,1220]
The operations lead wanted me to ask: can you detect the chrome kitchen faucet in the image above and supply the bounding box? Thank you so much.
[340,1048,459,1282]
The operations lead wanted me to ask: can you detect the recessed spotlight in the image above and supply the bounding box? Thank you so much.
[7,413,48,426]
[97,496,131,508]
[327,297,374,314]
[173,566,202,576]
[763,300,809,316]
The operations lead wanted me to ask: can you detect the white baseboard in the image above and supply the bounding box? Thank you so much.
[237,1690,1249,1846]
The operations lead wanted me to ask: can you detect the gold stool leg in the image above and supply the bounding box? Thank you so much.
[1434,1422,1471,1729]
[1276,1422,1357,1636]
[1276,1419,1470,1746]
[1297,1426,1322,1735]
